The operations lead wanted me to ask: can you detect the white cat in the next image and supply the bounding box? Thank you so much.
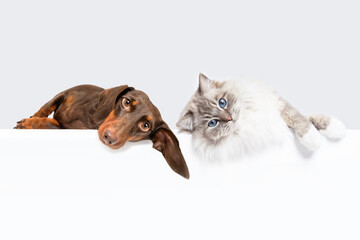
[177,73,346,160]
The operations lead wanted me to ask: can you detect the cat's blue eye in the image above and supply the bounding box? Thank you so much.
[208,119,218,127]
[219,98,227,108]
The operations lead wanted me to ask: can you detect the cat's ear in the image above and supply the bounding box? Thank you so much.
[177,108,194,132]
[198,73,215,95]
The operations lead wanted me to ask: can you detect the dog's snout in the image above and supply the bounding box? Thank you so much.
[103,130,118,145]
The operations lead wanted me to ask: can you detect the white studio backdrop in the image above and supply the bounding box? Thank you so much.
[1,2,360,239]
[1,0,359,129]
[1,129,360,240]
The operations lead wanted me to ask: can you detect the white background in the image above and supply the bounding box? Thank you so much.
[0,0,359,129]
[1,1,359,240]
[0,129,359,240]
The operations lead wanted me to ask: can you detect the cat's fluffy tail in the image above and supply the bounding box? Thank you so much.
[308,115,347,139]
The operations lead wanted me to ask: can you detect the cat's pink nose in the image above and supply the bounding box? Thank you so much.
[227,115,233,121]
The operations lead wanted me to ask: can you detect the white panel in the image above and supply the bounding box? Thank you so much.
[0,130,359,239]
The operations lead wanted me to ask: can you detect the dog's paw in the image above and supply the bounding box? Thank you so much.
[14,119,26,129]
[14,118,34,129]
[299,125,324,151]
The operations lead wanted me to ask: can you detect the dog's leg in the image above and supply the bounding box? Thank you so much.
[15,117,61,129]
[14,93,64,129]
[32,93,64,117]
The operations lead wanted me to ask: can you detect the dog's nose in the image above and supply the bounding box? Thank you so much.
[103,130,118,145]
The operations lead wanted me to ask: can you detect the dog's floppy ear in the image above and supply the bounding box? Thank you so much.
[94,85,134,122]
[150,123,190,179]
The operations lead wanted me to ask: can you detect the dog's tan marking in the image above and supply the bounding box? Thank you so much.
[64,95,76,107]
[104,110,117,122]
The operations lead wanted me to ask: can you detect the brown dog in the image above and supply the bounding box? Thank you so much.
[15,84,189,179]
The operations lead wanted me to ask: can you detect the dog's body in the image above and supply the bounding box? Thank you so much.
[15,84,189,179]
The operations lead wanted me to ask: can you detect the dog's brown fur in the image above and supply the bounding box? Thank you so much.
[15,84,189,179]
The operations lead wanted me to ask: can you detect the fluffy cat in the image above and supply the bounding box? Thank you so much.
[177,73,346,160]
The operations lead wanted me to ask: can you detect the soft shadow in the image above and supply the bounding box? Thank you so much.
[292,135,314,159]
[100,139,152,154]
[327,138,343,143]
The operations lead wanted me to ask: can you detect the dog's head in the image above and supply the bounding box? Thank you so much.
[96,85,189,179]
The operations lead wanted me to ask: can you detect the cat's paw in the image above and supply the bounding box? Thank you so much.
[298,126,324,151]
[319,117,346,140]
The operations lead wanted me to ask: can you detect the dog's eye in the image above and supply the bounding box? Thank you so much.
[122,98,131,108]
[139,122,151,132]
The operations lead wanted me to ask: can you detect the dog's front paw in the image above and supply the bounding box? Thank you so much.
[14,119,25,129]
[14,118,33,129]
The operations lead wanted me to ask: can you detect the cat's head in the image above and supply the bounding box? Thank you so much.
[177,73,240,143]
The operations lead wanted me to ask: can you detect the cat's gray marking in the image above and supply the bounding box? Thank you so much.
[280,98,332,137]
[309,115,331,130]
[177,74,237,143]
[280,98,312,137]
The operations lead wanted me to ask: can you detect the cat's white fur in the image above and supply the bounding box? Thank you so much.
[178,75,346,161]
[192,78,289,160]
[319,117,346,139]
[298,125,324,151]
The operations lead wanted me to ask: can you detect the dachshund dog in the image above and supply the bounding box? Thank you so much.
[15,84,189,179]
